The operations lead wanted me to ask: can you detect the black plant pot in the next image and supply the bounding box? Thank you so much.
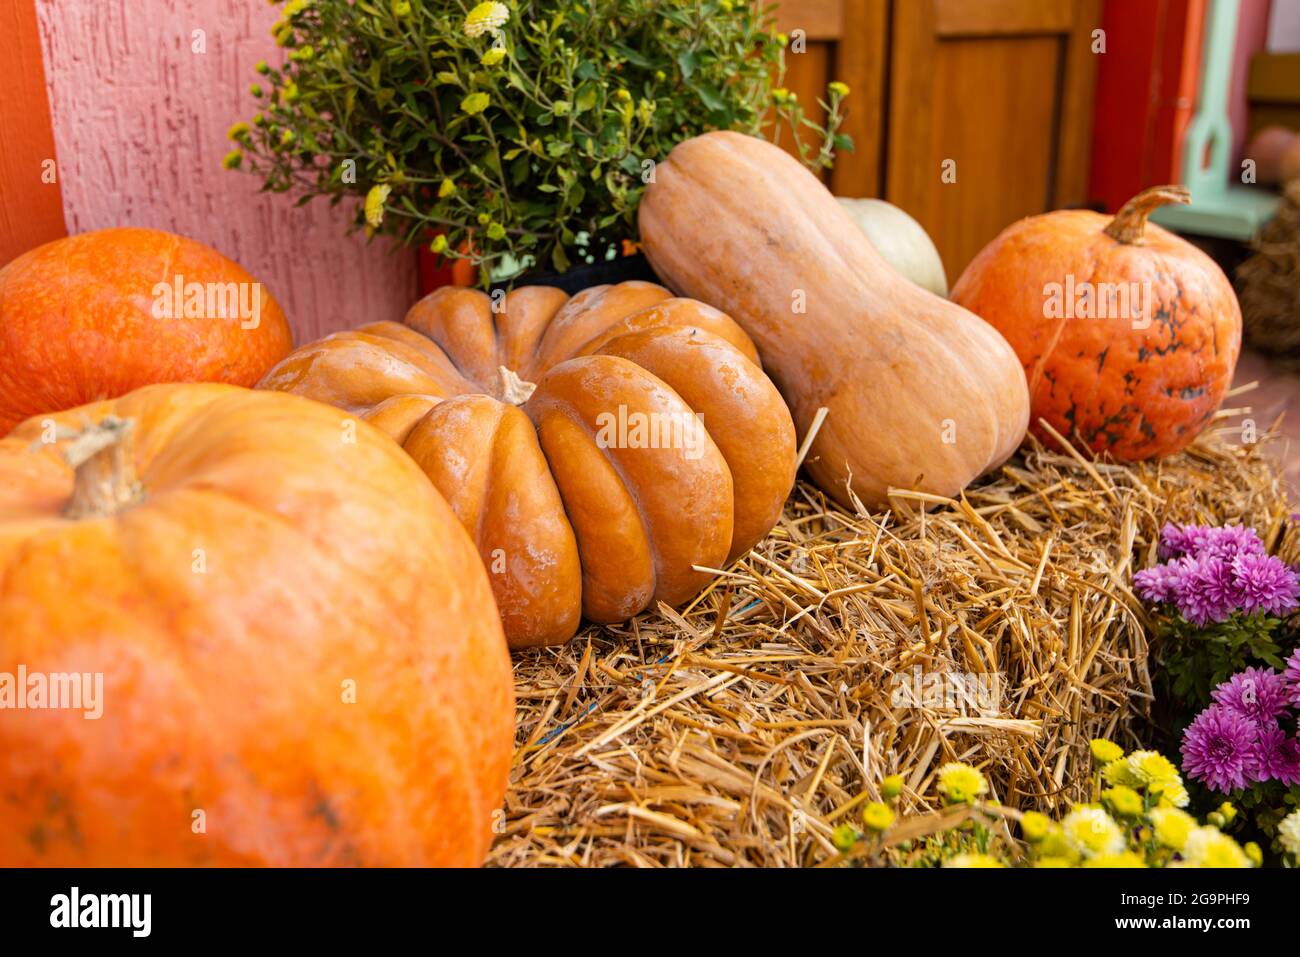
[489,252,663,296]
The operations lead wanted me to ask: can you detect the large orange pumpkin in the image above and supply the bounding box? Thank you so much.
[0,384,513,866]
[951,186,1242,460]
[0,228,293,435]
[258,281,798,649]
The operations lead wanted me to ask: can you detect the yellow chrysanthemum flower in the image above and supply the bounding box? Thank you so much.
[1148,806,1195,850]
[364,184,391,228]
[1020,811,1050,843]
[437,178,457,199]
[221,149,243,170]
[943,853,1004,868]
[1038,826,1080,863]
[392,0,412,16]
[1090,739,1124,764]
[481,47,506,66]
[1244,842,1263,867]
[464,2,509,38]
[1061,806,1125,858]
[1101,785,1143,818]
[1082,851,1146,868]
[429,234,449,254]
[1182,827,1252,868]
[861,802,895,832]
[1148,777,1190,809]
[280,81,300,104]
[1216,802,1238,825]
[461,92,491,115]
[227,121,251,142]
[828,81,850,97]
[1035,856,1074,868]
[1101,757,1139,787]
[881,774,905,800]
[1131,750,1181,786]
[831,823,859,852]
[936,762,987,804]
[486,222,506,241]
[1275,808,1300,859]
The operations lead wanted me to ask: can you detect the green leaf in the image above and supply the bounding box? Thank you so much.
[575,83,599,113]
[676,51,697,80]
[688,81,727,112]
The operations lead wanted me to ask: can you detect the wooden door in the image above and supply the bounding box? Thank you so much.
[773,0,888,196]
[886,0,1101,279]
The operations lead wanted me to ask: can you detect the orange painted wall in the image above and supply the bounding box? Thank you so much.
[0,0,67,266]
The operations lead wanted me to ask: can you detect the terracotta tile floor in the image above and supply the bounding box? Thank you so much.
[1230,349,1300,500]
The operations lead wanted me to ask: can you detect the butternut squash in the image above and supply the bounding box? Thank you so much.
[638,131,1029,509]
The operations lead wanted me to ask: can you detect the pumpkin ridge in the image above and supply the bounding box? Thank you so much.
[543,413,656,619]
[552,355,728,606]
[527,370,660,611]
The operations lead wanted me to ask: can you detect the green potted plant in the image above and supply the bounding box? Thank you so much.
[225,0,850,289]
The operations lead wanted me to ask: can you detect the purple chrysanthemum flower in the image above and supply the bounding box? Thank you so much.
[1176,556,1239,626]
[1181,705,1259,793]
[1159,524,1265,562]
[1211,667,1292,727]
[1285,648,1300,708]
[1134,560,1189,604]
[1252,725,1300,786]
[1230,553,1300,618]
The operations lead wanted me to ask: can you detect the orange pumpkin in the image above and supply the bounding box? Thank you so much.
[0,384,513,866]
[259,281,798,649]
[0,228,293,435]
[951,187,1242,460]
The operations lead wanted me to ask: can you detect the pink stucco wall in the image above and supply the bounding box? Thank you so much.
[35,0,418,344]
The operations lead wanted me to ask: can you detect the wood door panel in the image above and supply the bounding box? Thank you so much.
[908,36,1062,277]
[886,0,1099,279]
[771,0,889,196]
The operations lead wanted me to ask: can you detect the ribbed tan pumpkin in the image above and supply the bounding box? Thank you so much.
[638,131,1030,510]
[259,281,797,648]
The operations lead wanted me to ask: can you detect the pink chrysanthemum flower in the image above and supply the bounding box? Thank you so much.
[1133,559,1189,605]
[1211,667,1291,727]
[1159,524,1265,562]
[1177,556,1238,626]
[1230,553,1300,618]
[1285,648,1300,708]
[1181,706,1259,793]
[1253,726,1300,787]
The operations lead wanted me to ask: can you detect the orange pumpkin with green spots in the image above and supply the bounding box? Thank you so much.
[951,187,1241,460]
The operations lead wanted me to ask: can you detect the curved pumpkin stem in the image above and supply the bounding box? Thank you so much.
[499,366,537,405]
[56,416,145,519]
[1103,185,1191,245]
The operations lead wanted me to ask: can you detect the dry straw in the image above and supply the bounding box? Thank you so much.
[1238,181,1300,366]
[490,404,1295,867]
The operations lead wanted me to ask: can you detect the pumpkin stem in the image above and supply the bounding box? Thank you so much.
[1102,185,1191,245]
[499,366,537,405]
[57,416,145,519]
